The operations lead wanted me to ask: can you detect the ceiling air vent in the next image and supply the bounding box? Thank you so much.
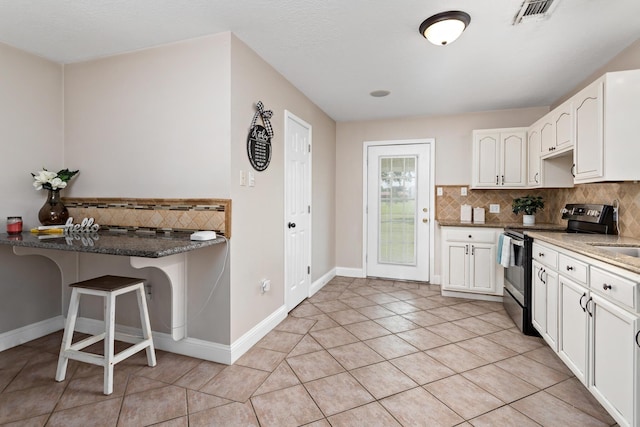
[513,0,559,24]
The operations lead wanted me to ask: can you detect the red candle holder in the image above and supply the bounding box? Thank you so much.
[6,216,23,235]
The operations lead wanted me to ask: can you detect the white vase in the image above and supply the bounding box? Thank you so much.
[523,214,535,225]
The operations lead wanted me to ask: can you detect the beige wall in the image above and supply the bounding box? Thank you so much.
[64,35,232,198]
[229,35,336,341]
[552,38,640,108]
[62,34,233,344]
[0,42,64,334]
[335,107,548,270]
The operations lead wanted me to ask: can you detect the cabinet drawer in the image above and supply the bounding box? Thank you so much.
[532,243,558,269]
[590,267,637,312]
[558,253,588,284]
[445,229,496,243]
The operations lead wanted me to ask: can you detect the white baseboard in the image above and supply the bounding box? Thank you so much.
[228,305,287,364]
[76,304,288,365]
[430,274,441,285]
[441,290,503,302]
[309,268,336,297]
[0,316,64,352]
[335,267,365,278]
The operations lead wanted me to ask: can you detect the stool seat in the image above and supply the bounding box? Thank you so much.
[55,275,156,395]
[70,275,148,292]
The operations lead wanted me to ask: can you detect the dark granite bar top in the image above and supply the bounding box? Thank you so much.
[0,230,225,258]
[438,220,567,232]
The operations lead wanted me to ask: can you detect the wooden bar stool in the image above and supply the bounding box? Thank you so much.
[55,275,157,395]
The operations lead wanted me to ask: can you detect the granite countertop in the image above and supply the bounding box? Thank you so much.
[527,231,640,275]
[438,220,567,231]
[0,230,225,258]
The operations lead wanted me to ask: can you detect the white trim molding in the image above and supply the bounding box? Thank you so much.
[335,267,365,278]
[0,316,65,352]
[310,268,336,296]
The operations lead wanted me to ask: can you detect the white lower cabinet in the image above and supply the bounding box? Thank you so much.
[590,294,639,427]
[441,227,502,297]
[532,260,559,351]
[558,275,589,384]
[532,240,640,427]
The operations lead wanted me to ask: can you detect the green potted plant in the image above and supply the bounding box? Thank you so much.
[512,195,544,225]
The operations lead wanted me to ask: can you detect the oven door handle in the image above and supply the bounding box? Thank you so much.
[510,239,524,247]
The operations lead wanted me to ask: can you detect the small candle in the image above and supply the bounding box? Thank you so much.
[6,217,23,235]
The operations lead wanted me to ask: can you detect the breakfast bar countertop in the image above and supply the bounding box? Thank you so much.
[0,230,225,258]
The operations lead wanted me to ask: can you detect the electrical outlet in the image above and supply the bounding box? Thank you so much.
[460,187,468,196]
[489,204,500,213]
[145,283,153,300]
[261,279,271,293]
[437,187,443,196]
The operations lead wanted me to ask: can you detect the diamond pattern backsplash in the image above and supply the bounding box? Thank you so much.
[436,182,640,238]
[62,198,231,237]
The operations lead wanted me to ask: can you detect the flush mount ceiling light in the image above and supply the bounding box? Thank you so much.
[419,11,471,46]
[370,90,391,98]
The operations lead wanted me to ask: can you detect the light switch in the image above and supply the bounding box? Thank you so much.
[490,204,500,213]
[240,170,246,186]
[461,187,468,196]
[248,171,255,187]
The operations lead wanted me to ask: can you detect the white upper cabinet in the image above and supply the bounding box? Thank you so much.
[472,128,527,189]
[527,118,574,189]
[574,69,640,183]
[527,125,541,187]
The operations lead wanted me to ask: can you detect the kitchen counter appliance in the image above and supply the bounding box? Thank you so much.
[503,203,617,336]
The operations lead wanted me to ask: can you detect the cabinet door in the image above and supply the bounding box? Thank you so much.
[443,242,469,290]
[500,132,527,187]
[473,133,500,187]
[558,276,589,384]
[590,294,639,427]
[545,269,559,351]
[532,261,547,335]
[554,104,572,150]
[574,80,604,181]
[527,127,541,187]
[469,243,496,293]
[540,120,555,154]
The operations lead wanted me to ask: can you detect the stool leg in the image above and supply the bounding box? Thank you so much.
[136,284,157,367]
[56,289,81,382]
[103,292,116,395]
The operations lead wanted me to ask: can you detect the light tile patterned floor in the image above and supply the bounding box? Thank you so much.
[0,277,618,426]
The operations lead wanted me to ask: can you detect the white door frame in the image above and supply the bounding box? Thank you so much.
[284,110,312,311]
[362,139,436,281]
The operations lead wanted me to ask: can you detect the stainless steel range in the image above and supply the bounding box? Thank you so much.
[503,203,617,336]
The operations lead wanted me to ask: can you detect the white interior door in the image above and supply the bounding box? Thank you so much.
[366,143,431,281]
[284,111,312,311]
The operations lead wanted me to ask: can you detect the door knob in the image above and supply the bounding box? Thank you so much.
[288,222,296,229]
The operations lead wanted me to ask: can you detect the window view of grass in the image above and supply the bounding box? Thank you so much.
[378,157,417,265]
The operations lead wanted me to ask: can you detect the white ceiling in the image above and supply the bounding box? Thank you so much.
[0,0,639,122]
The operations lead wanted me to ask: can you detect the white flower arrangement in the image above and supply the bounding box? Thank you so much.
[31,168,79,191]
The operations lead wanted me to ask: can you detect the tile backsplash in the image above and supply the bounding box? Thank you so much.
[436,182,640,238]
[62,198,231,237]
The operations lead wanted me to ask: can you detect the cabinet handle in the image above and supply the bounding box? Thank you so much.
[534,172,539,183]
[571,163,576,178]
[501,175,505,185]
[465,245,469,255]
[579,292,587,312]
[468,235,472,238]
[496,175,499,185]
[471,245,475,255]
[566,266,574,271]
[602,283,612,291]
[636,330,640,348]
[540,268,546,284]
[586,297,594,317]
[538,252,544,257]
